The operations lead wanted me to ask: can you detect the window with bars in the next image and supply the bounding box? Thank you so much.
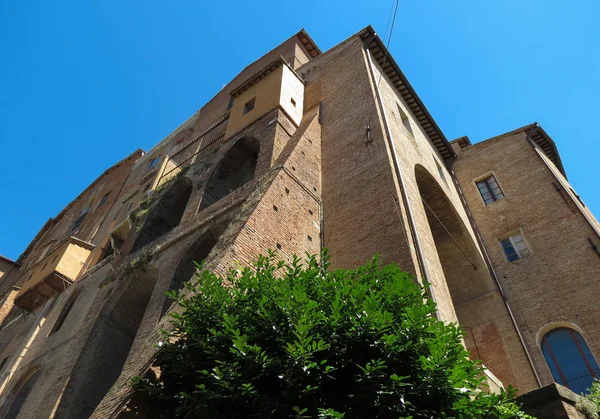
[541,328,600,394]
[476,175,504,205]
[500,233,530,262]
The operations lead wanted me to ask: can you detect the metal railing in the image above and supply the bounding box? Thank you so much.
[158,113,229,184]
[560,369,600,394]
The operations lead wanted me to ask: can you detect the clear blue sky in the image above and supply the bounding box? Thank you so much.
[1,0,598,261]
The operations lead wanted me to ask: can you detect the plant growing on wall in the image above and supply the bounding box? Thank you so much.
[133,251,534,418]
[576,379,600,418]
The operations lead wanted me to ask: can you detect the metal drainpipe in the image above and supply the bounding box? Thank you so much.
[447,166,542,387]
[364,44,438,316]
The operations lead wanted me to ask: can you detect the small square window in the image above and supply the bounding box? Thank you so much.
[243,97,255,114]
[290,98,296,107]
[476,175,504,205]
[500,233,531,262]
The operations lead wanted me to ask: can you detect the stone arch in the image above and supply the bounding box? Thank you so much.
[198,137,260,211]
[63,267,159,419]
[160,222,231,317]
[132,177,193,252]
[2,368,41,419]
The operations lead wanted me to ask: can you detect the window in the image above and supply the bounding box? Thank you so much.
[500,233,530,262]
[476,175,504,205]
[542,328,600,394]
[397,103,413,136]
[148,156,161,170]
[435,160,447,184]
[243,97,255,114]
[290,98,296,107]
[97,192,110,209]
[71,209,89,233]
[49,291,79,335]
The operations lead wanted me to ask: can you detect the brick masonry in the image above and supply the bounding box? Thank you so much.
[0,27,596,419]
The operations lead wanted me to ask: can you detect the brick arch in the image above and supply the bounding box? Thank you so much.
[198,137,260,211]
[414,164,492,299]
[160,221,231,318]
[1,368,41,419]
[536,322,587,348]
[414,164,519,385]
[132,176,193,253]
[61,267,159,419]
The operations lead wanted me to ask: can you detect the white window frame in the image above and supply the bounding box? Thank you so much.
[499,232,531,262]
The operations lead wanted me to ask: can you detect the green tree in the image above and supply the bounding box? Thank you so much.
[134,251,533,418]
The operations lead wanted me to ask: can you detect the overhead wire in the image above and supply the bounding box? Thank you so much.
[377,0,400,88]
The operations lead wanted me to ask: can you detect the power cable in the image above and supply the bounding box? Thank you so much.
[377,0,400,88]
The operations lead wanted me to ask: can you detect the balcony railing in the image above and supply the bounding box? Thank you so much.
[157,113,229,185]
[559,369,600,394]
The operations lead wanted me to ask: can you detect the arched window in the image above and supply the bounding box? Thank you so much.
[541,328,600,394]
[199,137,260,211]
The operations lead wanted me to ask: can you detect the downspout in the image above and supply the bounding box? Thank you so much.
[364,42,438,317]
[447,166,542,387]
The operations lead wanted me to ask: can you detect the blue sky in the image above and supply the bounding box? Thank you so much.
[1,0,598,260]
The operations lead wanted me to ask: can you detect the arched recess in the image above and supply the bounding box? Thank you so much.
[3,369,41,419]
[160,222,230,317]
[198,137,260,211]
[415,165,494,304]
[62,268,159,419]
[132,177,193,253]
[541,327,600,394]
[414,165,517,382]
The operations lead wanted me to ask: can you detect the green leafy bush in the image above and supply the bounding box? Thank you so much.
[134,251,533,418]
[577,379,600,418]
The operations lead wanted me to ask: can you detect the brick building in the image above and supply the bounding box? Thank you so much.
[0,26,597,418]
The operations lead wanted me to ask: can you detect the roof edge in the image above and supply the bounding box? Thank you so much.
[358,26,455,160]
[465,123,567,178]
[296,29,321,58]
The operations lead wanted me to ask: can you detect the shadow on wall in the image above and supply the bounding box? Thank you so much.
[198,137,260,211]
[414,164,518,385]
[160,221,232,318]
[62,267,159,419]
[131,177,193,253]
[1,369,40,419]
[414,164,492,305]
